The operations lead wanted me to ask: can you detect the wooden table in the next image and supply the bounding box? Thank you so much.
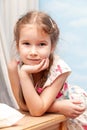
[1,112,67,130]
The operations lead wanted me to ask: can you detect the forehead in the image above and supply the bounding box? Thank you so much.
[19,24,50,40]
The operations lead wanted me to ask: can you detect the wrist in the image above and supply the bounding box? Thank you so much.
[47,101,60,113]
[19,68,30,78]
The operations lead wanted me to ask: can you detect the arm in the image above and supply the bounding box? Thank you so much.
[19,62,70,116]
[47,96,85,119]
[7,59,28,110]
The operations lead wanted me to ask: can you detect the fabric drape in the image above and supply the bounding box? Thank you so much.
[0,0,39,108]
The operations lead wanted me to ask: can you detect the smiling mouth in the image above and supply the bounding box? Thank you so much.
[29,59,41,61]
[28,59,41,64]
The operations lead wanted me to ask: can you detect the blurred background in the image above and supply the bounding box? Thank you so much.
[0,0,87,108]
[39,0,87,91]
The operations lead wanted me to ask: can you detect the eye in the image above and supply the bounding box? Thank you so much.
[23,42,30,45]
[39,42,46,46]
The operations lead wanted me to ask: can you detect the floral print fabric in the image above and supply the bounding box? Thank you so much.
[37,55,87,130]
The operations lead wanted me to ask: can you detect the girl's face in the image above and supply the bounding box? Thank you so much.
[18,24,54,65]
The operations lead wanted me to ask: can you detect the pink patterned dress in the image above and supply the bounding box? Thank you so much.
[36,55,87,130]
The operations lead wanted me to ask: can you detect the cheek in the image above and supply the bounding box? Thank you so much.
[19,46,27,54]
[40,49,51,59]
[19,49,27,58]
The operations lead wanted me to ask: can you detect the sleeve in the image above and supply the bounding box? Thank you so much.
[43,55,71,88]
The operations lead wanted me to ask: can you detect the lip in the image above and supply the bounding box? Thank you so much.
[27,59,41,65]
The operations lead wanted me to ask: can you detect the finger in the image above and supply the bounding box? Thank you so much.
[21,59,48,73]
[31,59,46,73]
[41,58,49,69]
[71,114,79,119]
[72,100,81,104]
[74,105,86,112]
[69,111,82,119]
[36,59,46,70]
[72,110,85,118]
[74,110,84,116]
[36,58,49,72]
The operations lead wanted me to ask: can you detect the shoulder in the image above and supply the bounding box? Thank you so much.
[44,54,71,87]
[7,59,19,75]
[52,55,71,73]
[8,59,18,71]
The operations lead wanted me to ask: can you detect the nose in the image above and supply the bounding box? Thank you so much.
[29,46,38,56]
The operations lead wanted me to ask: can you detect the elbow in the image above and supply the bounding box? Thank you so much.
[29,108,45,117]
[27,101,47,117]
[30,112,44,117]
[30,110,45,117]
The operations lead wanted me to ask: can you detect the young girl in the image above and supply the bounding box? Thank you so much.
[8,11,87,130]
